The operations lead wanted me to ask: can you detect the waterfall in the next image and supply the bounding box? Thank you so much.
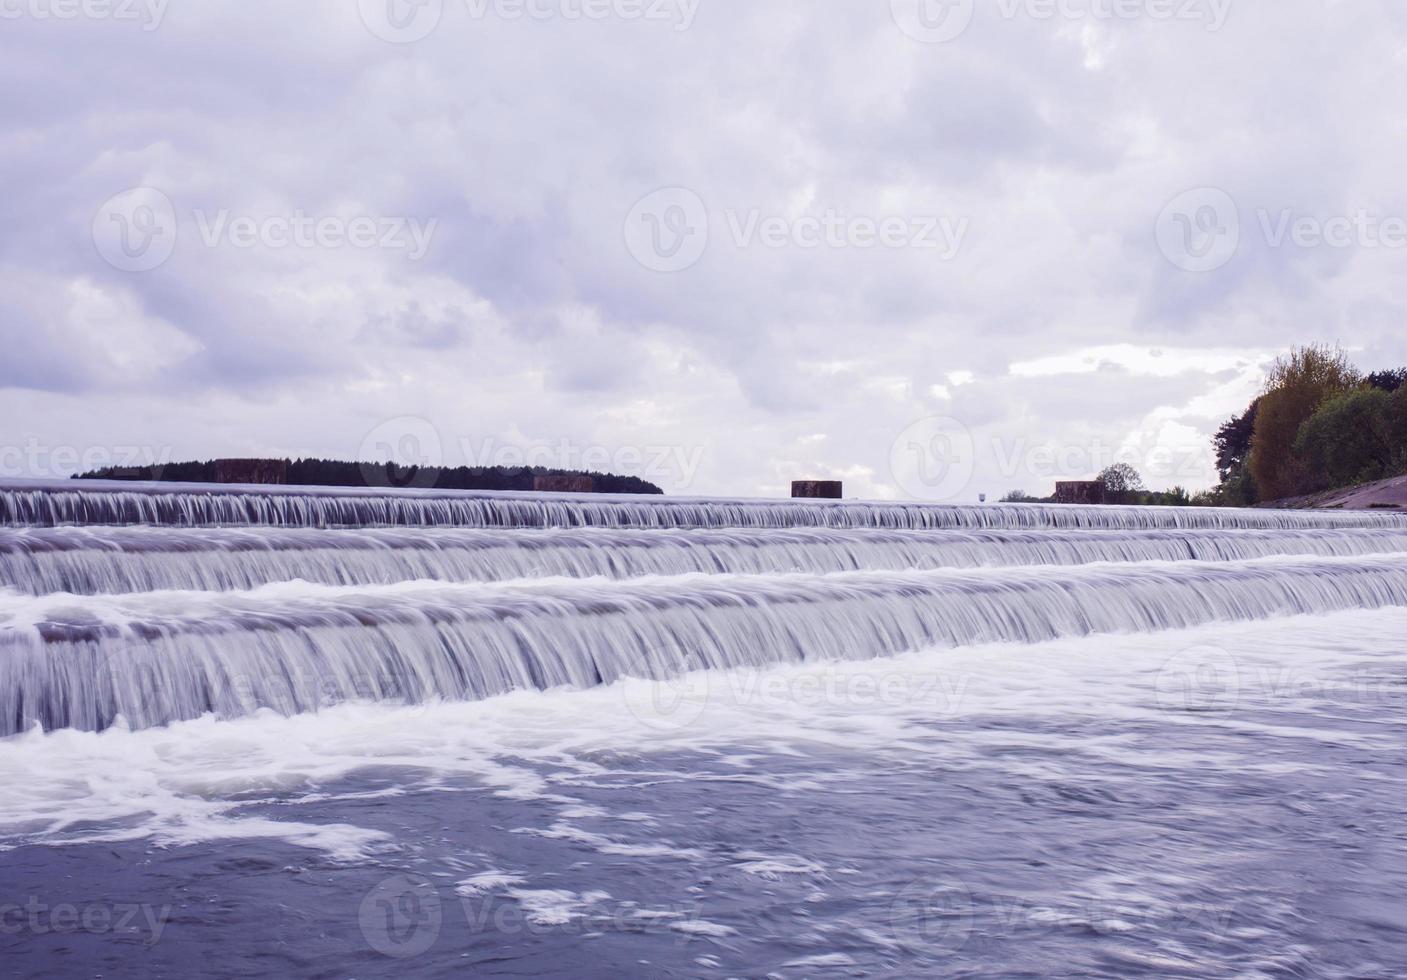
[6,524,1407,595]
[3,479,1407,736]
[5,478,1406,530]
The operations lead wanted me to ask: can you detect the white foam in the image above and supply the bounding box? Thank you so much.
[506,888,611,926]
[734,853,827,879]
[670,918,736,938]
[456,871,526,897]
[0,607,1403,858]
[785,953,858,968]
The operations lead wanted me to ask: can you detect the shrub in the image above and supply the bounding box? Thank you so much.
[1294,388,1395,488]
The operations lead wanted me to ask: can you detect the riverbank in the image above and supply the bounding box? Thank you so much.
[1260,474,1407,511]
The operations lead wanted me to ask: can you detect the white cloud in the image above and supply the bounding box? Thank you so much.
[2,0,1405,496]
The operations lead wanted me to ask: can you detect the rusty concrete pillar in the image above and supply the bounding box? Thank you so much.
[792,481,843,499]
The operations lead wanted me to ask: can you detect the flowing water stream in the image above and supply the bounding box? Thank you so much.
[2,480,1405,978]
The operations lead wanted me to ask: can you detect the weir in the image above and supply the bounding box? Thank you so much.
[6,524,1407,595]
[2,480,1407,736]
[5,479,1407,530]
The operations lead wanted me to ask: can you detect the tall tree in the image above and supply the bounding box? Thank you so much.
[1098,462,1145,503]
[1249,345,1362,500]
[1214,399,1259,483]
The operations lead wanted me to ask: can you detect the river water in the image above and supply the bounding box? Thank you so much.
[1,481,1405,977]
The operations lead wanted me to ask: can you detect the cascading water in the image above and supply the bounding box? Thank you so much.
[9,524,1407,595]
[5,478,1407,530]
[3,479,1407,736]
[6,479,1407,977]
[5,556,1407,735]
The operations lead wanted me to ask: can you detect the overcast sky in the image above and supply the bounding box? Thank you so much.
[2,0,1405,499]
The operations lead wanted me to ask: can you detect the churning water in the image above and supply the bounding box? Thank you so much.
[2,480,1406,978]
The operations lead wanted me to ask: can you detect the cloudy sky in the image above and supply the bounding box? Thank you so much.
[3,0,1406,499]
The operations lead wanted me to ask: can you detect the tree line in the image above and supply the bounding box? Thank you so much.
[1002,344,1407,508]
[75,457,666,495]
[1211,345,1407,505]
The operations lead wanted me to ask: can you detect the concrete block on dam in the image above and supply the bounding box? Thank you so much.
[792,481,844,500]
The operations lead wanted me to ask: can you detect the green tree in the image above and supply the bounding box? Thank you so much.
[1249,344,1362,500]
[1294,388,1395,488]
[1214,400,1259,483]
[1098,463,1145,503]
[1389,386,1407,473]
[1367,368,1407,393]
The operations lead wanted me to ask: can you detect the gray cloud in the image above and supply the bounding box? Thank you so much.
[2,0,1405,496]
